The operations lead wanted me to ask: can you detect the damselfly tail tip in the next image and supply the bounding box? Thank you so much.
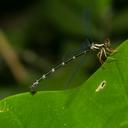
[30,90,37,95]
[30,81,39,94]
[30,86,37,95]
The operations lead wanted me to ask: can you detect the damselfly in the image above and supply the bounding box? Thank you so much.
[30,38,113,92]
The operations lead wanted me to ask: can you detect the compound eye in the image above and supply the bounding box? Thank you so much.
[104,39,111,46]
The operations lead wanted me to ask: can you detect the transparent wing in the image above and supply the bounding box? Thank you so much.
[34,48,95,91]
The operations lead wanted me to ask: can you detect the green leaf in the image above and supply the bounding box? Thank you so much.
[0,40,128,128]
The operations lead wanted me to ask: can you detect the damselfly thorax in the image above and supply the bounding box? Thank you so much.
[91,38,113,64]
[30,39,114,92]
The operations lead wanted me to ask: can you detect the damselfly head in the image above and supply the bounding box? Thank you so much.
[104,38,111,47]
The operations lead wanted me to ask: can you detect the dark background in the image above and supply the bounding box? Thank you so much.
[0,0,128,99]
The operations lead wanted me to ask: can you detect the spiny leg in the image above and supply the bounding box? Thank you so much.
[97,49,104,64]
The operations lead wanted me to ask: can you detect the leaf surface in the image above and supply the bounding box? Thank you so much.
[0,40,128,128]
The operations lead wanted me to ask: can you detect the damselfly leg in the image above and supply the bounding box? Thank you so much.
[91,39,114,64]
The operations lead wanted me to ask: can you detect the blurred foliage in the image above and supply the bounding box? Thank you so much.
[0,0,128,99]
